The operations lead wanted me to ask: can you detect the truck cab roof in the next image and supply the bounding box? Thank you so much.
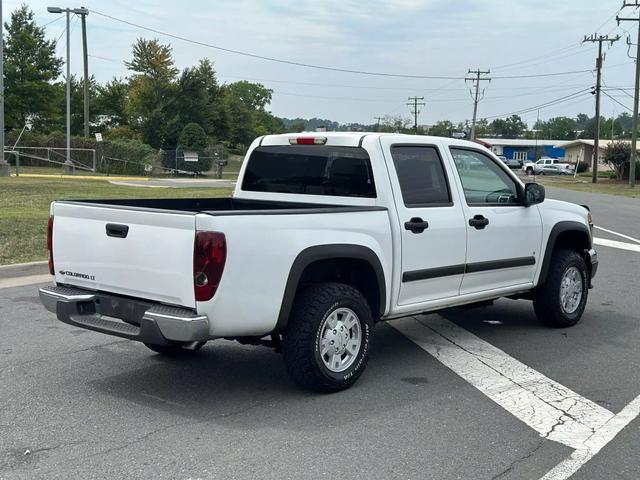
[259,132,485,150]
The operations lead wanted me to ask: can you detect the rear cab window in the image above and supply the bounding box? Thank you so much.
[241,145,376,198]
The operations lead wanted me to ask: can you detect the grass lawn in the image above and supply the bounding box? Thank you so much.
[537,176,640,199]
[0,176,232,266]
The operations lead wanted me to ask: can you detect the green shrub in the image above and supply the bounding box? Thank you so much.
[99,139,159,176]
[576,161,589,173]
[161,123,213,174]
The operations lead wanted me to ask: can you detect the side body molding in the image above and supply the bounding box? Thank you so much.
[538,221,592,285]
[274,244,386,332]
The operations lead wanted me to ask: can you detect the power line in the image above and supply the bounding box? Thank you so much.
[482,88,593,120]
[42,15,64,28]
[89,9,597,81]
[602,90,633,111]
[88,54,594,94]
[492,69,593,79]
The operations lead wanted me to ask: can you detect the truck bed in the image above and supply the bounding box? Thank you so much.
[50,196,389,313]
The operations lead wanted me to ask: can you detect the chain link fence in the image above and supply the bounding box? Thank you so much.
[4,146,96,174]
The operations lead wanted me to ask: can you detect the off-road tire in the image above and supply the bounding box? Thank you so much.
[282,282,373,393]
[534,249,588,328]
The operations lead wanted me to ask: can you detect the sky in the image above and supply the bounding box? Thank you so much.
[5,0,639,127]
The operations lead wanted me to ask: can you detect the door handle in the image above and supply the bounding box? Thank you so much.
[106,223,129,238]
[404,217,429,234]
[469,215,489,230]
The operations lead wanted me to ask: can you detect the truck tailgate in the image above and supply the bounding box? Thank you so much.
[52,202,196,308]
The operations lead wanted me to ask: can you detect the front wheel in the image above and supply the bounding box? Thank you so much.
[534,249,589,328]
[282,282,373,393]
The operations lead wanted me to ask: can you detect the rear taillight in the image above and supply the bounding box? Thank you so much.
[193,232,226,302]
[47,216,54,275]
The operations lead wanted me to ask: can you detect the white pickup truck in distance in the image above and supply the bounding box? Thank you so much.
[40,133,598,392]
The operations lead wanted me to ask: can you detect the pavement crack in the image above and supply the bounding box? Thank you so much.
[414,317,603,433]
[490,439,545,480]
[27,440,87,455]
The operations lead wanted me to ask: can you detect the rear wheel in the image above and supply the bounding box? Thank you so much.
[282,282,373,393]
[534,249,588,328]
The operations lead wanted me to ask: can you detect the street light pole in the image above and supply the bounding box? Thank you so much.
[65,9,70,166]
[0,0,9,177]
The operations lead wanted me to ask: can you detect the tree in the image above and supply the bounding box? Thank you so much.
[600,117,624,140]
[222,90,253,147]
[615,112,633,138]
[3,5,63,131]
[535,116,577,140]
[174,123,211,174]
[94,78,129,128]
[172,59,224,140]
[428,120,455,137]
[379,115,412,133]
[604,141,630,179]
[576,113,590,132]
[125,38,178,148]
[473,118,490,137]
[225,81,272,111]
[124,38,178,79]
[490,115,526,138]
[179,122,208,150]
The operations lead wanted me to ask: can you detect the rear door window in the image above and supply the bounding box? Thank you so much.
[390,145,451,206]
[242,146,376,198]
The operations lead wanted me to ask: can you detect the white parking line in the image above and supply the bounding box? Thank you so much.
[391,316,614,449]
[594,225,640,244]
[540,394,640,480]
[391,316,640,479]
[593,237,640,253]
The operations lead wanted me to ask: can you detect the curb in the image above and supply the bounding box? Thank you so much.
[0,261,49,279]
[15,173,150,182]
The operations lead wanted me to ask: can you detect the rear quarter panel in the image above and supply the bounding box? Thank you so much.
[195,210,392,337]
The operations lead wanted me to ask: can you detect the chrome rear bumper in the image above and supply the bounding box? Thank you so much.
[39,285,209,345]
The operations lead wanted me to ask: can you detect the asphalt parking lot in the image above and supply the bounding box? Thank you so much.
[1,187,639,480]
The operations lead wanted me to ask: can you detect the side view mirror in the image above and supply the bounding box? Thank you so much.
[524,182,545,206]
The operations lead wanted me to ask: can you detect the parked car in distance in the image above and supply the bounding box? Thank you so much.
[523,157,563,175]
[40,133,597,393]
[497,155,523,169]
[536,163,575,176]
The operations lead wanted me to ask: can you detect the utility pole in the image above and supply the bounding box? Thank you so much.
[582,33,620,184]
[618,4,640,187]
[79,7,89,138]
[47,6,89,168]
[374,116,383,132]
[466,69,491,141]
[0,0,9,177]
[406,96,425,134]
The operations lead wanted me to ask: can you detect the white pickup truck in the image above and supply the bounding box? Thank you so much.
[40,133,598,392]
